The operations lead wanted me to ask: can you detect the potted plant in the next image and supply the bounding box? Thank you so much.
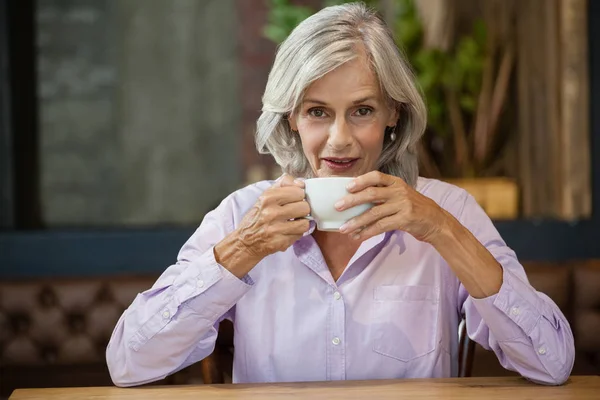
[264,0,519,219]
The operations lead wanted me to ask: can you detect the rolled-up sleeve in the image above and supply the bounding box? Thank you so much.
[456,193,575,385]
[106,200,253,387]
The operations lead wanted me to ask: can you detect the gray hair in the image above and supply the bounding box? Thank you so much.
[256,2,427,186]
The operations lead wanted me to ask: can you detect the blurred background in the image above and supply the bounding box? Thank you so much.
[0,0,599,398]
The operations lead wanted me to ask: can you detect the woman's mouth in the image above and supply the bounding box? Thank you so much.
[321,157,359,172]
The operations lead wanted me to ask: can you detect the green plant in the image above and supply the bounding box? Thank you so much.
[264,0,379,44]
[264,0,510,179]
[393,0,487,177]
[263,0,314,44]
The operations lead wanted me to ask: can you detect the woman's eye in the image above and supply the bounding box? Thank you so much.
[308,108,326,118]
[356,107,373,116]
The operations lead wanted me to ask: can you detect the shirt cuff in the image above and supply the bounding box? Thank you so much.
[173,246,254,320]
[470,267,544,341]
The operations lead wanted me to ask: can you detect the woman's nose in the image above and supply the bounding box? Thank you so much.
[327,118,353,150]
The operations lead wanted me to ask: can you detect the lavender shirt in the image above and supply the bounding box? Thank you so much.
[106,177,574,386]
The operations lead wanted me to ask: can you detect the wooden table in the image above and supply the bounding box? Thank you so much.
[9,376,600,399]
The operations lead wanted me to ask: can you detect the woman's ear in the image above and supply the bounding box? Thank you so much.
[387,104,400,127]
[287,113,299,132]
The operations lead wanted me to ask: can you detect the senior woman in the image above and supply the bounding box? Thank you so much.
[106,2,574,387]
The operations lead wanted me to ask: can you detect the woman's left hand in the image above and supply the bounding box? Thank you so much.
[336,171,448,243]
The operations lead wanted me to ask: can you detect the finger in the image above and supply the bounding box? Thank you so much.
[268,219,310,240]
[346,171,397,193]
[278,200,311,220]
[282,218,311,235]
[279,175,305,188]
[264,186,306,205]
[271,177,284,189]
[349,215,396,241]
[339,203,396,234]
[335,186,390,211]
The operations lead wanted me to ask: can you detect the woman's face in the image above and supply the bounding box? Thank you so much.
[289,54,398,178]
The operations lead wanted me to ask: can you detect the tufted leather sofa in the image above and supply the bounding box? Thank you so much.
[0,276,205,398]
[1,261,599,398]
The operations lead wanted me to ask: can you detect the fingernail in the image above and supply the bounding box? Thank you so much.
[351,233,361,240]
[347,181,356,190]
[339,223,348,232]
[334,200,344,209]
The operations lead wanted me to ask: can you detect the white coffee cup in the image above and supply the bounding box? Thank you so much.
[304,177,373,231]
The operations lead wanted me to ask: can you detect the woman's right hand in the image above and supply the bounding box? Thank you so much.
[214,175,310,278]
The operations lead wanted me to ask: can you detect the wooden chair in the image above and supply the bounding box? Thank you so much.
[200,318,476,383]
[458,318,476,377]
[200,320,234,384]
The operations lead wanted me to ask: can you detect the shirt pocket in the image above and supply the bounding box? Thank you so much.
[372,284,440,362]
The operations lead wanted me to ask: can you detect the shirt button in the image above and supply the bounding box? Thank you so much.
[538,347,547,355]
[162,310,170,319]
[333,291,342,300]
[197,279,205,288]
[511,307,520,316]
[332,337,341,345]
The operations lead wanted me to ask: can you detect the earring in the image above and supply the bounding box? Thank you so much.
[388,126,397,142]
